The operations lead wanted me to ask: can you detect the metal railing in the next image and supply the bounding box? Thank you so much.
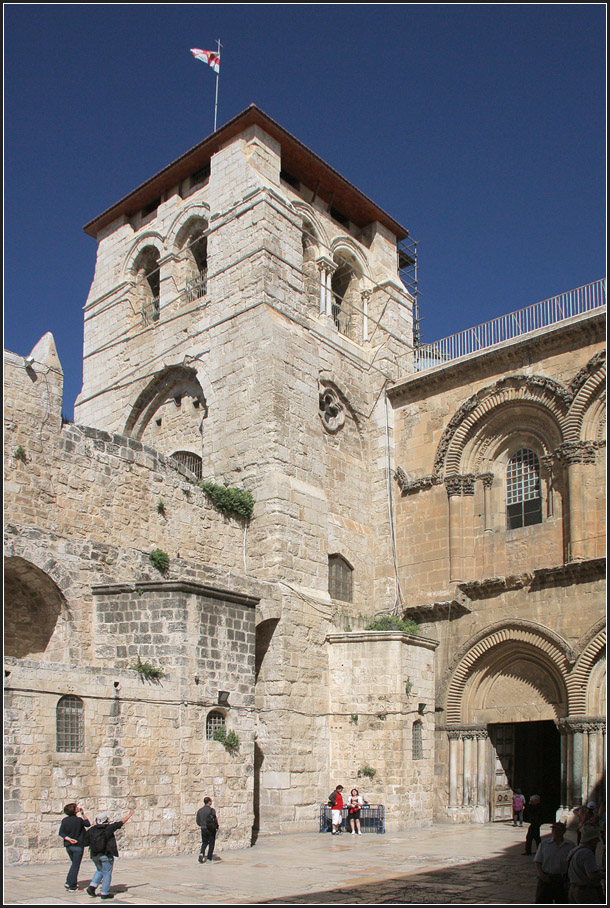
[319,804,385,834]
[185,271,207,303]
[414,279,606,372]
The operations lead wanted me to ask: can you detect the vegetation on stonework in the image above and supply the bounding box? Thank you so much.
[359,765,377,780]
[131,654,165,682]
[365,615,419,635]
[149,548,170,575]
[13,445,27,463]
[199,481,255,520]
[156,499,166,516]
[213,726,240,753]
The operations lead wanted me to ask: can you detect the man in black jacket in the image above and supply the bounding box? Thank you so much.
[196,797,219,864]
[58,802,91,892]
[86,807,134,900]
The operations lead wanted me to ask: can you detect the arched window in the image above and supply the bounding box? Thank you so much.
[134,247,160,324]
[206,710,226,741]
[170,450,203,480]
[412,720,423,760]
[331,261,353,333]
[328,554,353,603]
[56,695,84,753]
[506,448,542,529]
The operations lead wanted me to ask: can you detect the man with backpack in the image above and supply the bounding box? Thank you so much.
[196,797,220,863]
[512,790,525,827]
[85,807,134,900]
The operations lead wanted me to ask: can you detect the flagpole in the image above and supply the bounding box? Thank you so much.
[214,38,221,131]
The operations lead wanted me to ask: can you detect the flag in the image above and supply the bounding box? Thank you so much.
[191,48,220,74]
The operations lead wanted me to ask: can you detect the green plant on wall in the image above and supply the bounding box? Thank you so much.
[149,548,169,575]
[198,481,254,521]
[365,615,419,635]
[350,714,359,724]
[13,445,27,463]
[156,500,166,516]
[130,655,164,682]
[358,765,377,780]
[213,726,240,753]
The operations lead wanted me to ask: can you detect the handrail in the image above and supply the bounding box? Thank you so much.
[414,279,606,371]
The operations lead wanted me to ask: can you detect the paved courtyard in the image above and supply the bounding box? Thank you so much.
[3,822,588,905]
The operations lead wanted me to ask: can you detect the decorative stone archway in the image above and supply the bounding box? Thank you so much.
[441,621,573,822]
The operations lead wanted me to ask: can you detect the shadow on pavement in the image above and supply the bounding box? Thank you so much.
[255,840,537,905]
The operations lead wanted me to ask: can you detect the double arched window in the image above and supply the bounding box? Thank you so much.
[506,448,542,530]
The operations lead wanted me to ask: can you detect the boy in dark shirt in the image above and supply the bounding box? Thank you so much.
[58,802,91,891]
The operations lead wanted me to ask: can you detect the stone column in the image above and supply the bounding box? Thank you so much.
[448,731,461,808]
[480,473,494,532]
[476,730,488,807]
[361,290,372,343]
[560,443,599,561]
[446,475,475,582]
[317,259,335,318]
[463,735,474,807]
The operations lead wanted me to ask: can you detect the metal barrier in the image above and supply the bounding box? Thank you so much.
[319,804,385,834]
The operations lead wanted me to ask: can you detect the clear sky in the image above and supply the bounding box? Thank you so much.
[4,4,606,418]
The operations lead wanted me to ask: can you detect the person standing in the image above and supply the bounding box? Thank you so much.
[573,801,598,845]
[512,789,525,827]
[524,795,544,855]
[567,826,604,904]
[58,802,91,892]
[196,797,219,864]
[328,785,344,835]
[86,807,134,900]
[348,788,365,835]
[533,821,573,903]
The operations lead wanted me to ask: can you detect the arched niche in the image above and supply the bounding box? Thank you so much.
[123,365,207,458]
[443,621,572,725]
[4,556,70,660]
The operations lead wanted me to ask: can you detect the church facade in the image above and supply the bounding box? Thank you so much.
[4,106,605,862]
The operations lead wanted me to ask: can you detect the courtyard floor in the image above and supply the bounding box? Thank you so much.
[3,822,592,905]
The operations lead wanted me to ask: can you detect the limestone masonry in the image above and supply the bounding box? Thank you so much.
[4,106,605,862]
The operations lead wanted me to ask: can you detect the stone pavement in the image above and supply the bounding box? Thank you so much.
[3,823,584,905]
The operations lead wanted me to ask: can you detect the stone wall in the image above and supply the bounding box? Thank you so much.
[327,631,438,827]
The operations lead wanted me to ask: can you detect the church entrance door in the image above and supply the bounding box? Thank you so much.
[489,720,561,822]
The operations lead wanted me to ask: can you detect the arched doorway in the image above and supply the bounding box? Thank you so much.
[443,622,571,822]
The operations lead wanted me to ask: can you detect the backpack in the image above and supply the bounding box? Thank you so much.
[513,795,524,811]
[86,825,109,856]
[327,791,337,808]
[206,811,219,833]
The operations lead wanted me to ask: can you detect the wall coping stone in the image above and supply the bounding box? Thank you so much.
[91,580,260,608]
[326,630,439,650]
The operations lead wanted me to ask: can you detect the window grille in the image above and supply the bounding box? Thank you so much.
[171,451,203,480]
[329,555,353,603]
[412,720,423,760]
[56,695,84,753]
[206,710,226,741]
[506,448,542,529]
[185,271,207,302]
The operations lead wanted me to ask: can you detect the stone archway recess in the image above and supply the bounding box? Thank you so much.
[443,620,573,725]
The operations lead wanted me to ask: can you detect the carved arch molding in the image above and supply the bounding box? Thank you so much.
[431,355,606,481]
[442,618,606,726]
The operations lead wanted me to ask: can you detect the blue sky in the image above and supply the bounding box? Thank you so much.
[4,4,606,418]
